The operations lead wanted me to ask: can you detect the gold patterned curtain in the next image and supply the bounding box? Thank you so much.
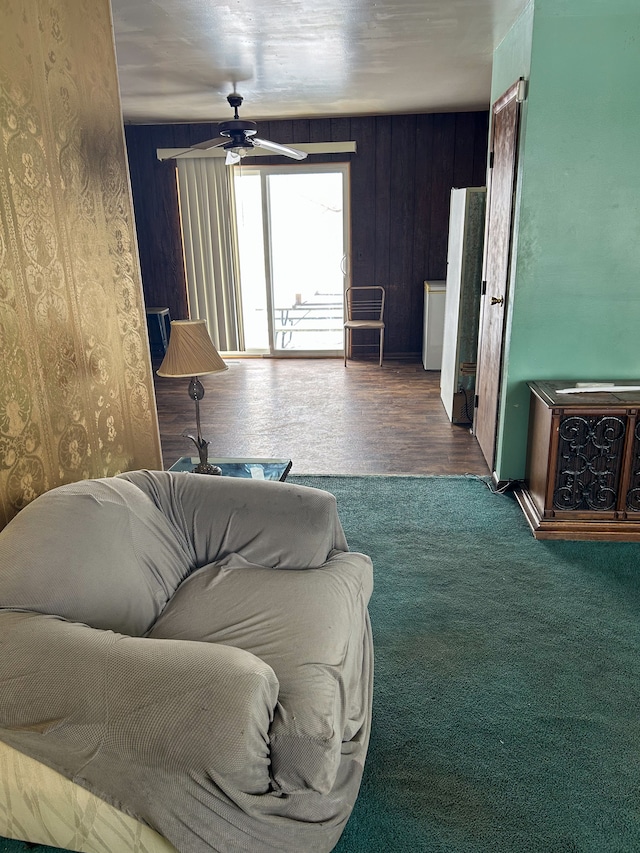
[0,0,162,529]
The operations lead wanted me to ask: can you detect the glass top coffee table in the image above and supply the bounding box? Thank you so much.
[168,457,292,482]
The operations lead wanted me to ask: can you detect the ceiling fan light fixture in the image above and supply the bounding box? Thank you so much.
[223,136,253,161]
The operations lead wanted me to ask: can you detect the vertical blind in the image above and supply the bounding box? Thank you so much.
[176,158,244,352]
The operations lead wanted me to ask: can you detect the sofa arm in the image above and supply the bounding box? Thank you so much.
[0,611,278,797]
[119,470,349,569]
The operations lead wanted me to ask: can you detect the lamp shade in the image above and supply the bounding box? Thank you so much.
[156,320,228,378]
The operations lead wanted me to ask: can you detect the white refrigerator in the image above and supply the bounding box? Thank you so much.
[440,187,486,423]
[422,280,447,370]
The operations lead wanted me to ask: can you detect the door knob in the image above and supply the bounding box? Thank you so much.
[490,296,504,306]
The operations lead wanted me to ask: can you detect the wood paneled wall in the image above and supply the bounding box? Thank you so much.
[125,111,488,357]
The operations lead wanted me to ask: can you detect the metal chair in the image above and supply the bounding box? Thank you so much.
[343,286,386,366]
[145,307,171,357]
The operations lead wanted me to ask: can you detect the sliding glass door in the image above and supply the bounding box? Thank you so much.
[234,164,349,355]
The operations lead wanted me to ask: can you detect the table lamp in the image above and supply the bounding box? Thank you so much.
[156,319,228,474]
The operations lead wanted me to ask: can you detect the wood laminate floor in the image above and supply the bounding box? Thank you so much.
[153,357,490,476]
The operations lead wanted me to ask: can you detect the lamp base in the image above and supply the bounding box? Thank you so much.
[192,461,222,475]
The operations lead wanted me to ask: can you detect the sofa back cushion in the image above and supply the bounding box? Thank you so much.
[117,470,349,570]
[0,478,192,635]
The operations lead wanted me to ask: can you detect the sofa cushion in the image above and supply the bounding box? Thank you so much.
[117,470,350,570]
[148,548,373,794]
[0,478,193,635]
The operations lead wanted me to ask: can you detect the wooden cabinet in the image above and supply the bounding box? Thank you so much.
[515,381,640,540]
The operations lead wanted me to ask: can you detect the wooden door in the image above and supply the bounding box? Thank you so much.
[474,80,523,470]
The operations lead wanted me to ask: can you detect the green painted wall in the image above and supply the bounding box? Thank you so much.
[491,2,534,102]
[492,0,640,481]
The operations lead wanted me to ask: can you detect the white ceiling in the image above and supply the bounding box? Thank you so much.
[111,0,529,125]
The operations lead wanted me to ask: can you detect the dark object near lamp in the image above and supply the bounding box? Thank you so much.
[156,320,228,474]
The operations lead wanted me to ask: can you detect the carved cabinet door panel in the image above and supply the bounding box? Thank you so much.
[474,80,523,470]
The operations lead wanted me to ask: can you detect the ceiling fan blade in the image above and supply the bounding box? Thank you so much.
[167,138,228,160]
[253,138,308,160]
[170,139,227,159]
[225,149,242,165]
[190,136,226,151]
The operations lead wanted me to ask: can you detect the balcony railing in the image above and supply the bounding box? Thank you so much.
[274,293,343,350]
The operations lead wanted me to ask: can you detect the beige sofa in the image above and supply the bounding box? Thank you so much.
[0,471,373,853]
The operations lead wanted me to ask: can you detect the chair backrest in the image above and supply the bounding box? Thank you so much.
[345,286,385,322]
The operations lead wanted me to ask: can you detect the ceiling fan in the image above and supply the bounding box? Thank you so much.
[183,92,308,165]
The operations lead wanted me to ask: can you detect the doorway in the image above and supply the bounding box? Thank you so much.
[234,164,350,355]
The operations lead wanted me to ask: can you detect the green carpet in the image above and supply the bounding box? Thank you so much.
[2,475,640,853]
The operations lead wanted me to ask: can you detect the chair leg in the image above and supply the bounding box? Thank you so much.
[344,327,348,367]
[379,327,384,366]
